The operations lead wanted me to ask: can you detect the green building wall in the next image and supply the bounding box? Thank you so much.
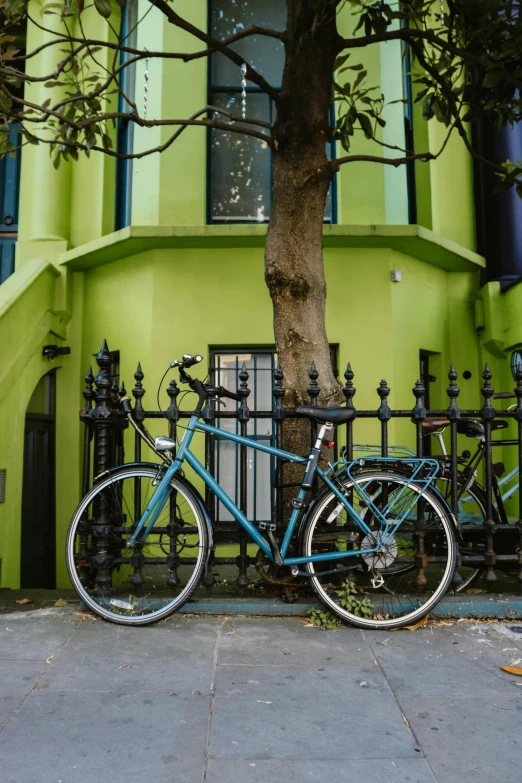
[0,0,521,589]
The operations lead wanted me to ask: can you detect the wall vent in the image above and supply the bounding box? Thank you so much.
[0,470,5,503]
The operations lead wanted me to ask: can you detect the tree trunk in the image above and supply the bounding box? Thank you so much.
[265,0,342,411]
[264,2,342,502]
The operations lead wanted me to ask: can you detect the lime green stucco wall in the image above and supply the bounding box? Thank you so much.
[1,1,521,590]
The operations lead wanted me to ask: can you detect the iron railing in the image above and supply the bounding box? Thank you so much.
[80,340,522,593]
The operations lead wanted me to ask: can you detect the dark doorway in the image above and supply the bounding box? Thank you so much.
[419,351,436,456]
[20,372,56,588]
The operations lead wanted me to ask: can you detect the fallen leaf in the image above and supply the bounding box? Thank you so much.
[510,658,522,665]
[390,616,429,632]
[46,656,54,665]
[255,700,272,704]
[15,599,33,605]
[378,638,390,646]
[226,632,237,636]
[54,599,68,607]
[501,666,522,676]
[503,648,517,652]
[114,663,136,672]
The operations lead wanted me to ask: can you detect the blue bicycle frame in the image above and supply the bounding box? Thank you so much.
[128,415,438,567]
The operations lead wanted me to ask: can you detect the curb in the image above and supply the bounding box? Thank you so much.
[180,593,522,619]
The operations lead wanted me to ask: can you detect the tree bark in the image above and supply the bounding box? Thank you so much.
[265,0,342,411]
[264,2,342,506]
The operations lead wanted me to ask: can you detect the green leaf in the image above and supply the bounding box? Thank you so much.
[482,69,503,89]
[357,112,374,138]
[353,70,367,91]
[93,0,112,18]
[334,53,351,70]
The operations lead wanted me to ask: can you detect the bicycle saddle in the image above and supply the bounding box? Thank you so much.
[456,418,508,438]
[422,418,508,437]
[296,406,356,424]
[422,418,450,433]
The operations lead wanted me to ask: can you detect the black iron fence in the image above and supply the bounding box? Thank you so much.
[80,340,522,593]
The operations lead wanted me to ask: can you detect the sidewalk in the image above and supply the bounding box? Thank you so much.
[1,606,522,782]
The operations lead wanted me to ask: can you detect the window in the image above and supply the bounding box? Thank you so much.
[402,35,417,224]
[115,0,138,230]
[210,349,277,527]
[0,13,24,284]
[208,0,336,224]
[209,346,338,528]
[0,124,21,284]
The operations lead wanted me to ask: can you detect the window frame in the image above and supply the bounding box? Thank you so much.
[206,0,337,226]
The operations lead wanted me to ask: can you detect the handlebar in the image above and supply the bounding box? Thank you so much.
[170,354,203,370]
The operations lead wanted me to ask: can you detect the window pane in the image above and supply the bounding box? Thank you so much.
[212,350,276,525]
[211,0,285,87]
[211,93,271,222]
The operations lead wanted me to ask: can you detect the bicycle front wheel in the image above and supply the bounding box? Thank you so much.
[66,466,209,625]
[301,471,456,630]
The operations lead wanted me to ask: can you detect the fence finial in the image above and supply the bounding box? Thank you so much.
[343,363,356,410]
[273,364,286,421]
[308,361,320,406]
[481,362,495,420]
[167,378,179,422]
[83,365,95,409]
[446,363,461,420]
[132,362,145,422]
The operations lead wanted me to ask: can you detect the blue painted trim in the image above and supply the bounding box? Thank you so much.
[178,594,522,619]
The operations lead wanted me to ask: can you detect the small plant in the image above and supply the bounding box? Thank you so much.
[335,580,373,618]
[306,607,341,630]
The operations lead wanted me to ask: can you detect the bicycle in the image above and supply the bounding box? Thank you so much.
[66,354,457,629]
[350,406,517,592]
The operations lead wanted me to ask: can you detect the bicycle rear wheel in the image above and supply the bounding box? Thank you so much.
[66,466,209,625]
[301,470,456,630]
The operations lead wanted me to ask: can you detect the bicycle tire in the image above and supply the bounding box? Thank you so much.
[66,465,209,626]
[301,470,456,630]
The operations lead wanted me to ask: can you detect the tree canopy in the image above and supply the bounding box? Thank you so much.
[0,0,521,194]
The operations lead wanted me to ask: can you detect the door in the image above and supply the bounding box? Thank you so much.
[20,372,56,588]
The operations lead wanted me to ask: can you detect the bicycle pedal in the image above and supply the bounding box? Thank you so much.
[258,521,276,532]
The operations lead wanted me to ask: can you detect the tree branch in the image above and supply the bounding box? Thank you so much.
[182,24,285,61]
[338,27,522,93]
[147,0,281,102]
[3,86,273,145]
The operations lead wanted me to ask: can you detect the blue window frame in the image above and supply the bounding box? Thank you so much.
[402,34,417,224]
[0,124,21,284]
[115,0,138,230]
[208,0,336,224]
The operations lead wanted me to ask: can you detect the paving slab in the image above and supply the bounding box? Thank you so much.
[364,622,521,697]
[218,616,370,667]
[210,663,421,760]
[0,660,46,727]
[398,694,522,783]
[37,616,219,694]
[205,757,439,783]
[0,689,209,783]
[0,617,74,661]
